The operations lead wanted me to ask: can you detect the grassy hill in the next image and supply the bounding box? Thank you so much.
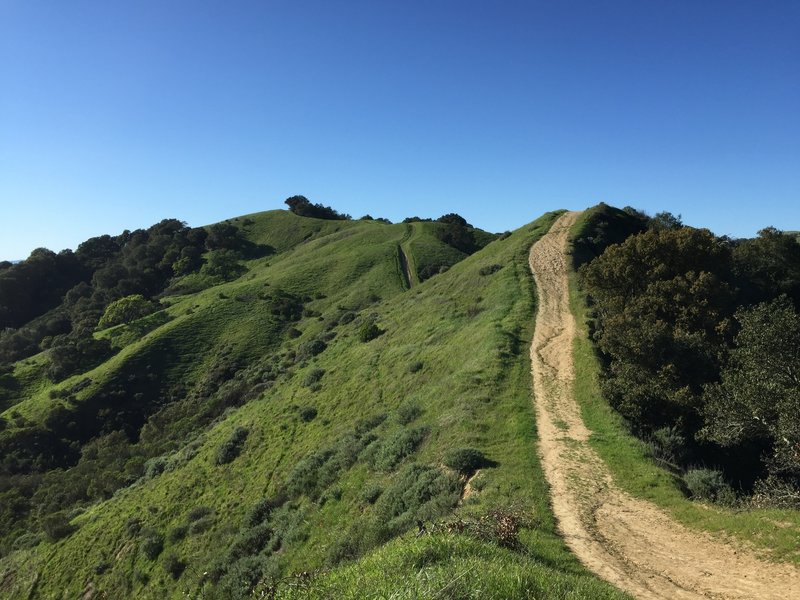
[0,210,625,599]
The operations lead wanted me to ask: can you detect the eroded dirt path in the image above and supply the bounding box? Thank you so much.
[529,211,800,600]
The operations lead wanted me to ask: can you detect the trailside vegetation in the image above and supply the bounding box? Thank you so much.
[576,204,800,506]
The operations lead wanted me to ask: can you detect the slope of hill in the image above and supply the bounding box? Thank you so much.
[0,210,625,599]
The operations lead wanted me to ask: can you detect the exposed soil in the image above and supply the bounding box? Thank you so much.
[528,211,800,599]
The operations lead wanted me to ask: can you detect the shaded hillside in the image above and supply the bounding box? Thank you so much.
[0,209,624,599]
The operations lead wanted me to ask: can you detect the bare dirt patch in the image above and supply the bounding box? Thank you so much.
[529,211,800,599]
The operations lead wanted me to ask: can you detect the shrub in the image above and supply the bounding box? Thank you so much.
[648,426,687,465]
[443,448,488,476]
[215,427,249,465]
[140,530,164,560]
[163,552,186,579]
[228,523,274,561]
[408,361,423,373]
[396,402,422,425]
[358,319,383,342]
[373,463,461,536]
[41,511,76,541]
[339,311,356,324]
[244,496,281,529]
[168,524,189,542]
[298,406,318,422]
[189,517,214,535]
[478,264,502,276]
[144,456,168,479]
[360,484,382,505]
[297,338,327,360]
[303,368,325,387]
[97,294,157,329]
[368,427,428,471]
[684,468,735,504]
[187,506,214,522]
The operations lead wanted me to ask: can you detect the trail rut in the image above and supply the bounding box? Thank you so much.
[528,211,800,599]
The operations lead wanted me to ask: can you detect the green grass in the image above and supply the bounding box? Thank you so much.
[567,211,800,565]
[0,209,629,599]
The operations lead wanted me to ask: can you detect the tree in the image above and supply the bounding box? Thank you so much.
[200,250,246,281]
[703,297,800,481]
[284,195,351,220]
[97,294,158,329]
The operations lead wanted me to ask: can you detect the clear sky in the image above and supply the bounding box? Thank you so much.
[1,1,798,260]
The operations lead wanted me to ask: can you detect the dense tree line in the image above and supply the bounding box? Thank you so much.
[577,206,800,505]
[0,219,255,371]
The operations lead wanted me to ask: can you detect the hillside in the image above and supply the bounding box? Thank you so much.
[0,209,625,599]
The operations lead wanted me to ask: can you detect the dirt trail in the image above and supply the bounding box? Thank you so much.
[528,211,800,600]
[398,245,413,289]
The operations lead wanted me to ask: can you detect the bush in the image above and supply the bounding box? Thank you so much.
[443,448,488,476]
[303,368,325,387]
[684,468,735,504]
[358,319,383,343]
[97,294,158,329]
[396,402,422,425]
[368,427,428,471]
[360,484,382,505]
[297,339,327,360]
[41,511,76,541]
[228,523,274,561]
[648,426,687,465]
[244,496,282,529]
[298,406,318,422]
[215,427,249,465]
[140,530,164,560]
[478,264,502,276]
[408,361,423,373]
[187,506,214,522]
[168,524,188,542]
[163,552,186,579]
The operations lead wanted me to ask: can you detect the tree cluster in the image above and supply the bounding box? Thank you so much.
[579,215,800,502]
[284,195,351,220]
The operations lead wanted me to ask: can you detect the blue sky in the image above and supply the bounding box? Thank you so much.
[1,1,798,260]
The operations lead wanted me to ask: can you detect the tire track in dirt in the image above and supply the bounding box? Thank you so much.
[528,211,800,599]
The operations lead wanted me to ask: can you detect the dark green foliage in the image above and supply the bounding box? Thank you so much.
[358,318,383,342]
[297,338,327,360]
[298,406,318,422]
[443,447,488,475]
[168,524,188,542]
[479,264,502,276]
[40,511,76,541]
[215,427,249,465]
[47,333,113,381]
[395,402,422,425]
[360,484,382,505]
[228,524,274,561]
[703,297,800,483]
[571,202,648,269]
[140,529,164,560]
[201,249,247,281]
[187,506,214,522]
[303,368,325,387]
[368,426,428,471]
[408,361,423,374]
[578,206,800,500]
[244,496,282,529]
[162,552,186,579]
[284,195,351,220]
[372,464,461,541]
